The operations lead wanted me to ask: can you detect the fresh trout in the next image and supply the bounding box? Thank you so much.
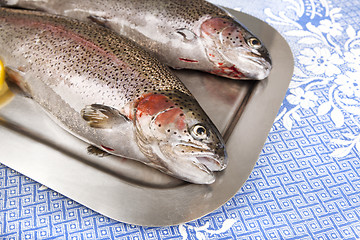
[0,7,227,184]
[0,0,272,80]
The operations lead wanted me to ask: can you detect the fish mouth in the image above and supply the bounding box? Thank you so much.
[212,46,272,80]
[155,138,227,184]
[195,155,227,172]
[175,143,227,172]
[248,56,272,76]
[230,52,272,79]
[247,51,272,69]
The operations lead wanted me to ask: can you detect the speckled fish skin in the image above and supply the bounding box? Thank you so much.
[0,7,227,184]
[0,0,272,80]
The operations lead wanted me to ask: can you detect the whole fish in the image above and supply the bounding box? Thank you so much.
[0,0,272,80]
[0,7,227,184]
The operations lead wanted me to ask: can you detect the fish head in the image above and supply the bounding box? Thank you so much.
[199,17,272,80]
[134,91,227,184]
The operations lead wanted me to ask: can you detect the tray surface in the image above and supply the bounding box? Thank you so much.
[0,8,293,226]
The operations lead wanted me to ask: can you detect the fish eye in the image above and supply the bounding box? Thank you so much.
[247,37,262,49]
[191,124,208,140]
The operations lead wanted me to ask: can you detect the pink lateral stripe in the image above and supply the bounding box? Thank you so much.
[179,58,199,63]
[1,14,127,70]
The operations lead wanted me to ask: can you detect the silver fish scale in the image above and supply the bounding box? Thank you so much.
[8,0,229,29]
[107,0,228,28]
[0,8,191,108]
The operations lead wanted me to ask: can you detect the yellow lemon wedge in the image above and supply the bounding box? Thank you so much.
[0,59,14,108]
[0,59,5,92]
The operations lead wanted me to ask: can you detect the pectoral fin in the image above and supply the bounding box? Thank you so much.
[87,145,110,157]
[81,104,130,129]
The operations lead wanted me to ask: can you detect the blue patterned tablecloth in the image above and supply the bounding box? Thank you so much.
[2,0,360,239]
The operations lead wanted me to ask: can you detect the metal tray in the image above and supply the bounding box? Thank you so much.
[0,9,293,226]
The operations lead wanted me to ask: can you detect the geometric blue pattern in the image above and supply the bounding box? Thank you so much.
[2,0,360,239]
